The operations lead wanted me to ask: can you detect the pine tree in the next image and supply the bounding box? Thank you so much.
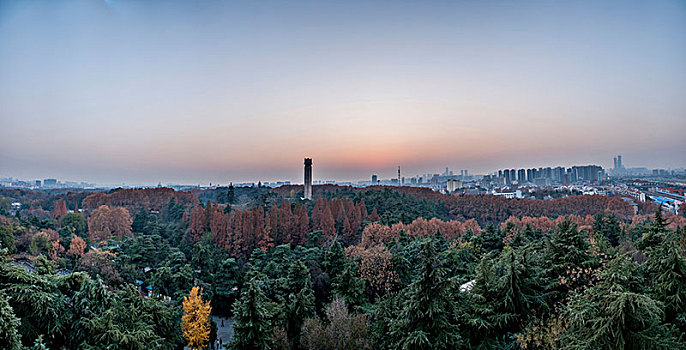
[284,259,315,341]
[466,247,547,347]
[474,224,504,253]
[544,220,592,302]
[391,240,462,349]
[593,213,623,247]
[321,241,346,280]
[181,287,212,350]
[559,255,681,349]
[641,212,686,331]
[0,293,21,350]
[332,264,366,309]
[231,279,274,350]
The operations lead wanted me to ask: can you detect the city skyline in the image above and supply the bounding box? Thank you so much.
[1,0,685,185]
[2,154,683,188]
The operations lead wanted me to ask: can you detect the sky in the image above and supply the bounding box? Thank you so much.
[1,0,685,185]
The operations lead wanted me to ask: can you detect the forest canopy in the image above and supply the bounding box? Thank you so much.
[0,185,684,349]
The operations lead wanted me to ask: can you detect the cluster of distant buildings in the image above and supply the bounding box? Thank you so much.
[0,177,95,189]
[609,180,685,215]
[485,165,604,188]
[608,155,684,178]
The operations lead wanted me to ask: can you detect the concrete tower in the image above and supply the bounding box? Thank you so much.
[304,158,312,200]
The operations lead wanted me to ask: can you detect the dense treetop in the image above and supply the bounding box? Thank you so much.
[0,185,683,349]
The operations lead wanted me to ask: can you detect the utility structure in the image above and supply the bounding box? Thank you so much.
[304,158,313,200]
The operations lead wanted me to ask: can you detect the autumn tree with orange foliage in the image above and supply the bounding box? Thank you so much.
[88,205,132,244]
[181,286,212,350]
[81,187,199,215]
[67,235,86,258]
[51,199,68,223]
[347,244,398,298]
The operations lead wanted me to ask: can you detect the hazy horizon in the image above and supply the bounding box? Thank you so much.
[2,0,685,185]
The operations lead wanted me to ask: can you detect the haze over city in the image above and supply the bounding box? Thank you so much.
[1,0,685,185]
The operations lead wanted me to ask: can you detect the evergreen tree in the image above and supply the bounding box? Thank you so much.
[332,264,366,309]
[214,258,240,311]
[641,213,686,332]
[391,240,462,349]
[0,292,21,350]
[321,241,346,280]
[637,210,668,251]
[284,259,315,341]
[559,255,681,350]
[69,278,111,347]
[231,279,274,350]
[466,246,548,347]
[593,213,623,247]
[543,220,592,302]
[474,224,504,253]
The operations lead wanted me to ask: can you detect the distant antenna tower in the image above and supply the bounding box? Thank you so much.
[398,166,401,185]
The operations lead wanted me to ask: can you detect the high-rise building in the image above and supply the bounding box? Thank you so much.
[446,179,463,193]
[43,179,57,188]
[304,158,312,200]
[553,167,565,183]
[517,169,526,183]
[371,174,378,183]
[571,165,603,183]
[617,155,623,169]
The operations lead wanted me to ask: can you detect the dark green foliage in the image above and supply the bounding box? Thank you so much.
[350,189,448,225]
[2,191,686,349]
[0,226,16,254]
[283,259,315,341]
[389,241,463,349]
[149,250,194,302]
[543,220,593,302]
[79,286,174,349]
[465,247,547,348]
[332,264,366,309]
[474,224,505,253]
[0,262,68,347]
[321,241,346,281]
[231,279,274,350]
[213,258,240,312]
[165,198,186,222]
[61,212,86,235]
[559,255,682,350]
[641,218,686,332]
[0,292,21,350]
[594,213,623,247]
